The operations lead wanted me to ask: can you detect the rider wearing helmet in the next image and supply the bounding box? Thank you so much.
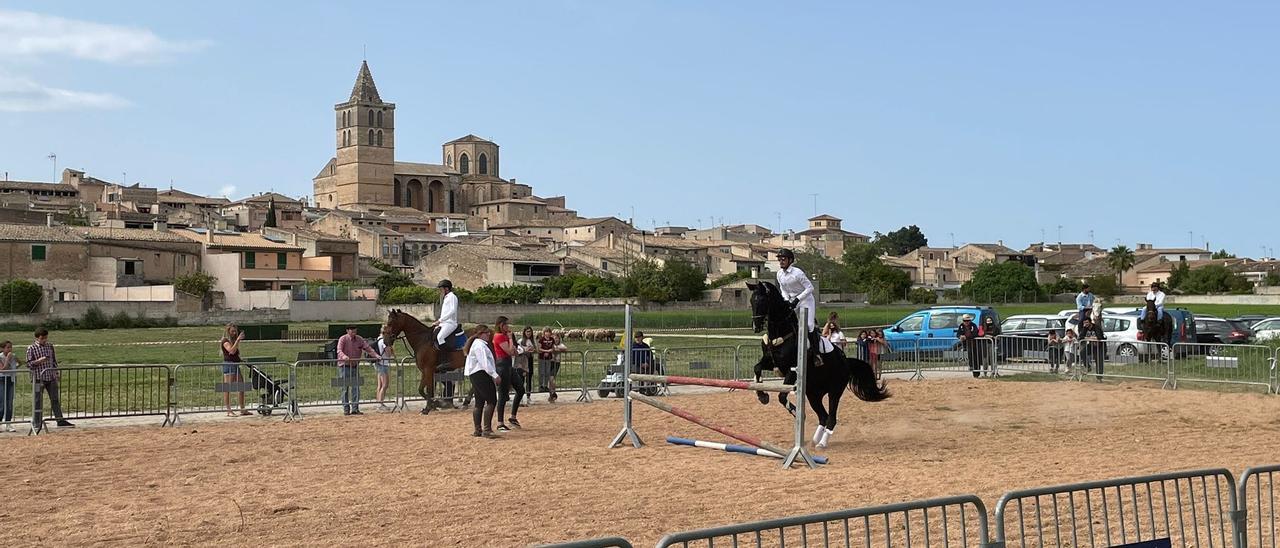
[775,248,825,357]
[1143,282,1166,322]
[431,279,459,350]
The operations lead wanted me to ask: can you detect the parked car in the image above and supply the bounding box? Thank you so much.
[1249,318,1280,341]
[1232,315,1270,329]
[996,315,1068,360]
[1194,318,1253,345]
[884,305,999,352]
[1115,308,1198,348]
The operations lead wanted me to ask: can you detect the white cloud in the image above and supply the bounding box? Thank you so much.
[218,185,237,198]
[0,72,129,112]
[0,9,210,64]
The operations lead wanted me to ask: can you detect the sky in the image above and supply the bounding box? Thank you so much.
[1,2,1277,256]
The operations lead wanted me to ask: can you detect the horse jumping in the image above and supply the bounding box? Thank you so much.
[384,309,466,414]
[746,280,889,448]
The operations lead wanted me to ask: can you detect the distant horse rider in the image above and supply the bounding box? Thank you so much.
[1075,284,1094,326]
[1142,282,1166,323]
[431,279,459,352]
[775,249,828,360]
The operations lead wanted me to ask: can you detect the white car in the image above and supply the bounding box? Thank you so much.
[1250,318,1280,341]
[1066,313,1162,359]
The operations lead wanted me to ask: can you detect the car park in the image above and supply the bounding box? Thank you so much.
[884,305,999,352]
[1249,318,1280,341]
[1194,317,1253,345]
[996,315,1068,360]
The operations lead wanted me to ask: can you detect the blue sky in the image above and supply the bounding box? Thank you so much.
[2,2,1277,256]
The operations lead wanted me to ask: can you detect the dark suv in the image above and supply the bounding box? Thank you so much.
[1195,317,1253,345]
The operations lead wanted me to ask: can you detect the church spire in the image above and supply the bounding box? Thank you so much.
[350,60,381,103]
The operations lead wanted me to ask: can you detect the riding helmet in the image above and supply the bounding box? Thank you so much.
[437,279,453,289]
[777,249,795,260]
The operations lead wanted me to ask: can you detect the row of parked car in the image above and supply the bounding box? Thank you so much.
[882,305,1280,362]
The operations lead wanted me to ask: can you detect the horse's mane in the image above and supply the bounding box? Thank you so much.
[391,309,430,332]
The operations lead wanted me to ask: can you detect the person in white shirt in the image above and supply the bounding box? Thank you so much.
[374,326,396,411]
[463,324,501,438]
[1143,282,1166,322]
[776,248,825,357]
[431,279,459,350]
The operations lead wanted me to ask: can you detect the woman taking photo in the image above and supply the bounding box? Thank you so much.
[220,324,250,417]
[464,324,501,438]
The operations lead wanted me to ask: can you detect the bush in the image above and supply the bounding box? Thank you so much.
[382,285,439,305]
[1041,276,1082,295]
[908,287,937,304]
[544,272,622,299]
[867,288,896,305]
[709,271,752,289]
[174,272,217,297]
[962,261,1041,302]
[108,311,135,329]
[0,279,43,313]
[373,271,416,303]
[1180,265,1253,295]
[81,306,109,330]
[1085,275,1120,298]
[473,284,543,304]
[369,258,394,273]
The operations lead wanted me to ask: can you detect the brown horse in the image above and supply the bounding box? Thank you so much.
[385,309,466,414]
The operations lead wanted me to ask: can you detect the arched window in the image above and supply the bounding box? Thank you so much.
[368,129,374,145]
[376,130,383,147]
[478,153,488,175]
[459,153,470,174]
[376,110,383,127]
[342,111,348,127]
[446,154,452,166]
[367,109,374,126]
[393,180,402,206]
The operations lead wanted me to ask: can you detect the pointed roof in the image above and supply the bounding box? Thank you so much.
[350,60,382,103]
[447,134,493,144]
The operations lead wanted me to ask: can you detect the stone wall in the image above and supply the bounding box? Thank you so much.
[1112,294,1280,306]
[290,299,378,322]
[374,304,436,322]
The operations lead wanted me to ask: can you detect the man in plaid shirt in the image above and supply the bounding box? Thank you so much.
[27,327,73,430]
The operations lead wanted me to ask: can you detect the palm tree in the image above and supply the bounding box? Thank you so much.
[1107,245,1136,286]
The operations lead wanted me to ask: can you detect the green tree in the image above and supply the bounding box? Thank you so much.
[381,286,439,305]
[174,272,217,297]
[1041,276,1082,295]
[796,251,856,293]
[1267,272,1280,287]
[962,261,1040,301]
[0,279,43,313]
[1167,260,1191,290]
[907,287,937,304]
[1180,265,1252,294]
[373,270,415,303]
[621,259,670,303]
[473,284,542,304]
[660,259,707,302]
[1107,245,1136,285]
[1085,275,1120,297]
[838,243,911,297]
[871,225,928,256]
[1211,249,1236,259]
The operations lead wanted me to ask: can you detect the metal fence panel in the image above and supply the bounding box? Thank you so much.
[661,346,738,381]
[49,365,172,426]
[994,335,1066,376]
[912,337,996,379]
[0,369,35,433]
[1239,465,1280,548]
[1170,343,1275,392]
[656,495,989,547]
[994,468,1238,548]
[292,359,396,414]
[171,362,296,424]
[1068,339,1171,385]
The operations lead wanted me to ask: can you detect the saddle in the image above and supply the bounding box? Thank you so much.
[433,325,465,351]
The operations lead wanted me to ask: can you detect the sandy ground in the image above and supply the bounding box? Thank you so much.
[1,379,1278,547]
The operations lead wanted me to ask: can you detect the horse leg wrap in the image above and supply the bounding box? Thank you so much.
[813,425,825,445]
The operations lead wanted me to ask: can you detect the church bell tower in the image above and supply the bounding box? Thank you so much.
[332,61,396,208]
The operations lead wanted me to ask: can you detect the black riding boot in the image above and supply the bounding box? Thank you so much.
[808,329,824,367]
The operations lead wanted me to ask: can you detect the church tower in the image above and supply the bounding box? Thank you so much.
[332,61,395,208]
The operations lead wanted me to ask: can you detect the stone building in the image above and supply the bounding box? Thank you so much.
[311,61,576,229]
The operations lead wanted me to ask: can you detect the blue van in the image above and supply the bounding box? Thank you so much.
[884,306,1000,351]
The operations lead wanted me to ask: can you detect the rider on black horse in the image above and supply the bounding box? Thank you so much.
[775,249,827,364]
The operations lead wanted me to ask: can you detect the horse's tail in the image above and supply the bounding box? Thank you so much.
[845,357,890,402]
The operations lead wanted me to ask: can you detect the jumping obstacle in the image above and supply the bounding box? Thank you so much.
[628,391,791,459]
[628,373,794,393]
[666,436,830,465]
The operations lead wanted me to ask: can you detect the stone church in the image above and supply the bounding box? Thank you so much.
[312,62,567,229]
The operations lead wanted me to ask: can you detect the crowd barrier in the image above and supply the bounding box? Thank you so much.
[55,364,173,426]
[547,465,1280,547]
[172,361,296,424]
[0,369,35,434]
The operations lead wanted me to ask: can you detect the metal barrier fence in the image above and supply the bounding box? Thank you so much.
[0,369,35,434]
[51,365,172,428]
[655,495,989,548]
[1171,343,1276,393]
[994,468,1238,548]
[661,346,738,381]
[1070,339,1170,386]
[994,335,1065,376]
[292,359,395,415]
[171,361,296,424]
[912,336,997,379]
[1239,465,1280,548]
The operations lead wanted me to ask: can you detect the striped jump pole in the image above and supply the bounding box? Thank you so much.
[667,436,829,465]
[628,391,790,458]
[628,374,795,393]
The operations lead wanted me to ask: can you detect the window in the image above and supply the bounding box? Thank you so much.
[368,129,374,145]
[447,154,452,166]
[459,153,469,174]
[898,315,924,333]
[31,244,46,261]
[391,245,400,255]
[478,153,488,174]
[1002,319,1025,331]
[342,111,348,127]
[277,252,287,270]
[1023,318,1048,329]
[124,261,136,276]
[367,109,373,125]
[244,252,256,269]
[376,110,383,127]
[376,130,383,146]
[382,244,390,257]
[1102,318,1130,332]
[343,131,349,147]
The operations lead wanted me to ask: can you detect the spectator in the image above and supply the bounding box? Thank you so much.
[1046,329,1063,373]
[493,316,523,431]
[336,325,379,416]
[980,316,1001,372]
[822,319,847,350]
[0,340,16,432]
[1076,285,1095,327]
[374,325,396,412]
[631,331,654,373]
[1063,329,1079,372]
[856,330,871,362]
[516,327,537,405]
[1079,317,1107,382]
[463,324,500,438]
[955,314,982,379]
[26,327,72,430]
[537,327,562,402]
[869,329,888,376]
[219,324,250,417]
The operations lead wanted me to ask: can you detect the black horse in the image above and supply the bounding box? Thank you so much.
[1138,299,1173,347]
[746,281,889,448]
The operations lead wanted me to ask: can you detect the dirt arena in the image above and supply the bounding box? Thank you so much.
[3,378,1279,547]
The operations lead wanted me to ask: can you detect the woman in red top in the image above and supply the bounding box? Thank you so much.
[492,316,524,431]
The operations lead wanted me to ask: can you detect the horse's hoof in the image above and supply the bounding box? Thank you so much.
[419,408,431,415]
[756,392,769,405]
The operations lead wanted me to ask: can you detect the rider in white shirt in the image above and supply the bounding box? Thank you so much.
[776,248,828,353]
[1143,282,1166,322]
[431,279,459,350]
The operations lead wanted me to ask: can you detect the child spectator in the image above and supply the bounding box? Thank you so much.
[0,341,16,431]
